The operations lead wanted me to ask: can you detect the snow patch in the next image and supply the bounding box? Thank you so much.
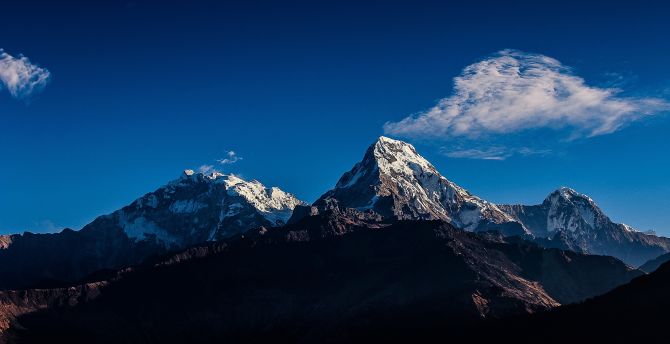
[118,211,177,245]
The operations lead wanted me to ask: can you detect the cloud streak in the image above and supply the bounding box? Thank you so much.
[197,165,217,174]
[217,151,242,165]
[384,49,668,140]
[442,147,511,161]
[442,146,551,161]
[0,49,51,99]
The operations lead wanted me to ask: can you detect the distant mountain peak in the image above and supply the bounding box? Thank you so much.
[500,188,670,266]
[542,187,608,231]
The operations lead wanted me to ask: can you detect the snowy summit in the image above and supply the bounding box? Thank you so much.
[313,136,526,235]
[81,170,306,248]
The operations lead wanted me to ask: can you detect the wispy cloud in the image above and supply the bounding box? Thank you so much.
[217,150,242,165]
[0,49,51,99]
[442,147,511,160]
[384,49,668,140]
[442,146,551,161]
[197,165,217,174]
[196,151,242,174]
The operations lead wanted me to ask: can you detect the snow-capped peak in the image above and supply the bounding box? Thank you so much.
[223,175,305,214]
[317,136,525,235]
[499,188,670,266]
[100,169,306,247]
[335,136,437,189]
[543,187,608,232]
[545,187,601,213]
[552,187,596,204]
[176,170,305,216]
[371,136,439,177]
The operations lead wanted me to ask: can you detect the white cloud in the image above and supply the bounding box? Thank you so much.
[217,150,242,165]
[384,49,668,139]
[0,49,51,99]
[197,165,217,174]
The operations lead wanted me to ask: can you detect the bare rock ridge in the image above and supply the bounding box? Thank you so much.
[499,187,670,266]
[293,136,527,236]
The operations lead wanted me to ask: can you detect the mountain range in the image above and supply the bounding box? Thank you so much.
[0,136,668,342]
[1,136,668,289]
[297,136,670,266]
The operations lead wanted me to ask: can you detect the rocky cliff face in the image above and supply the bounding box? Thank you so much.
[499,187,670,266]
[0,281,108,336]
[298,136,526,236]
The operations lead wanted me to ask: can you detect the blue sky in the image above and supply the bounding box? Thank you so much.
[2,1,670,235]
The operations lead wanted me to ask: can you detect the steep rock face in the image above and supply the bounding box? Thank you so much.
[304,137,526,236]
[500,187,670,266]
[0,236,13,250]
[0,281,108,336]
[0,171,304,290]
[2,218,642,343]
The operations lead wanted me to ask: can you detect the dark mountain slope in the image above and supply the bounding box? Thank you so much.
[640,251,670,272]
[474,260,670,343]
[5,216,640,343]
[0,228,164,290]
